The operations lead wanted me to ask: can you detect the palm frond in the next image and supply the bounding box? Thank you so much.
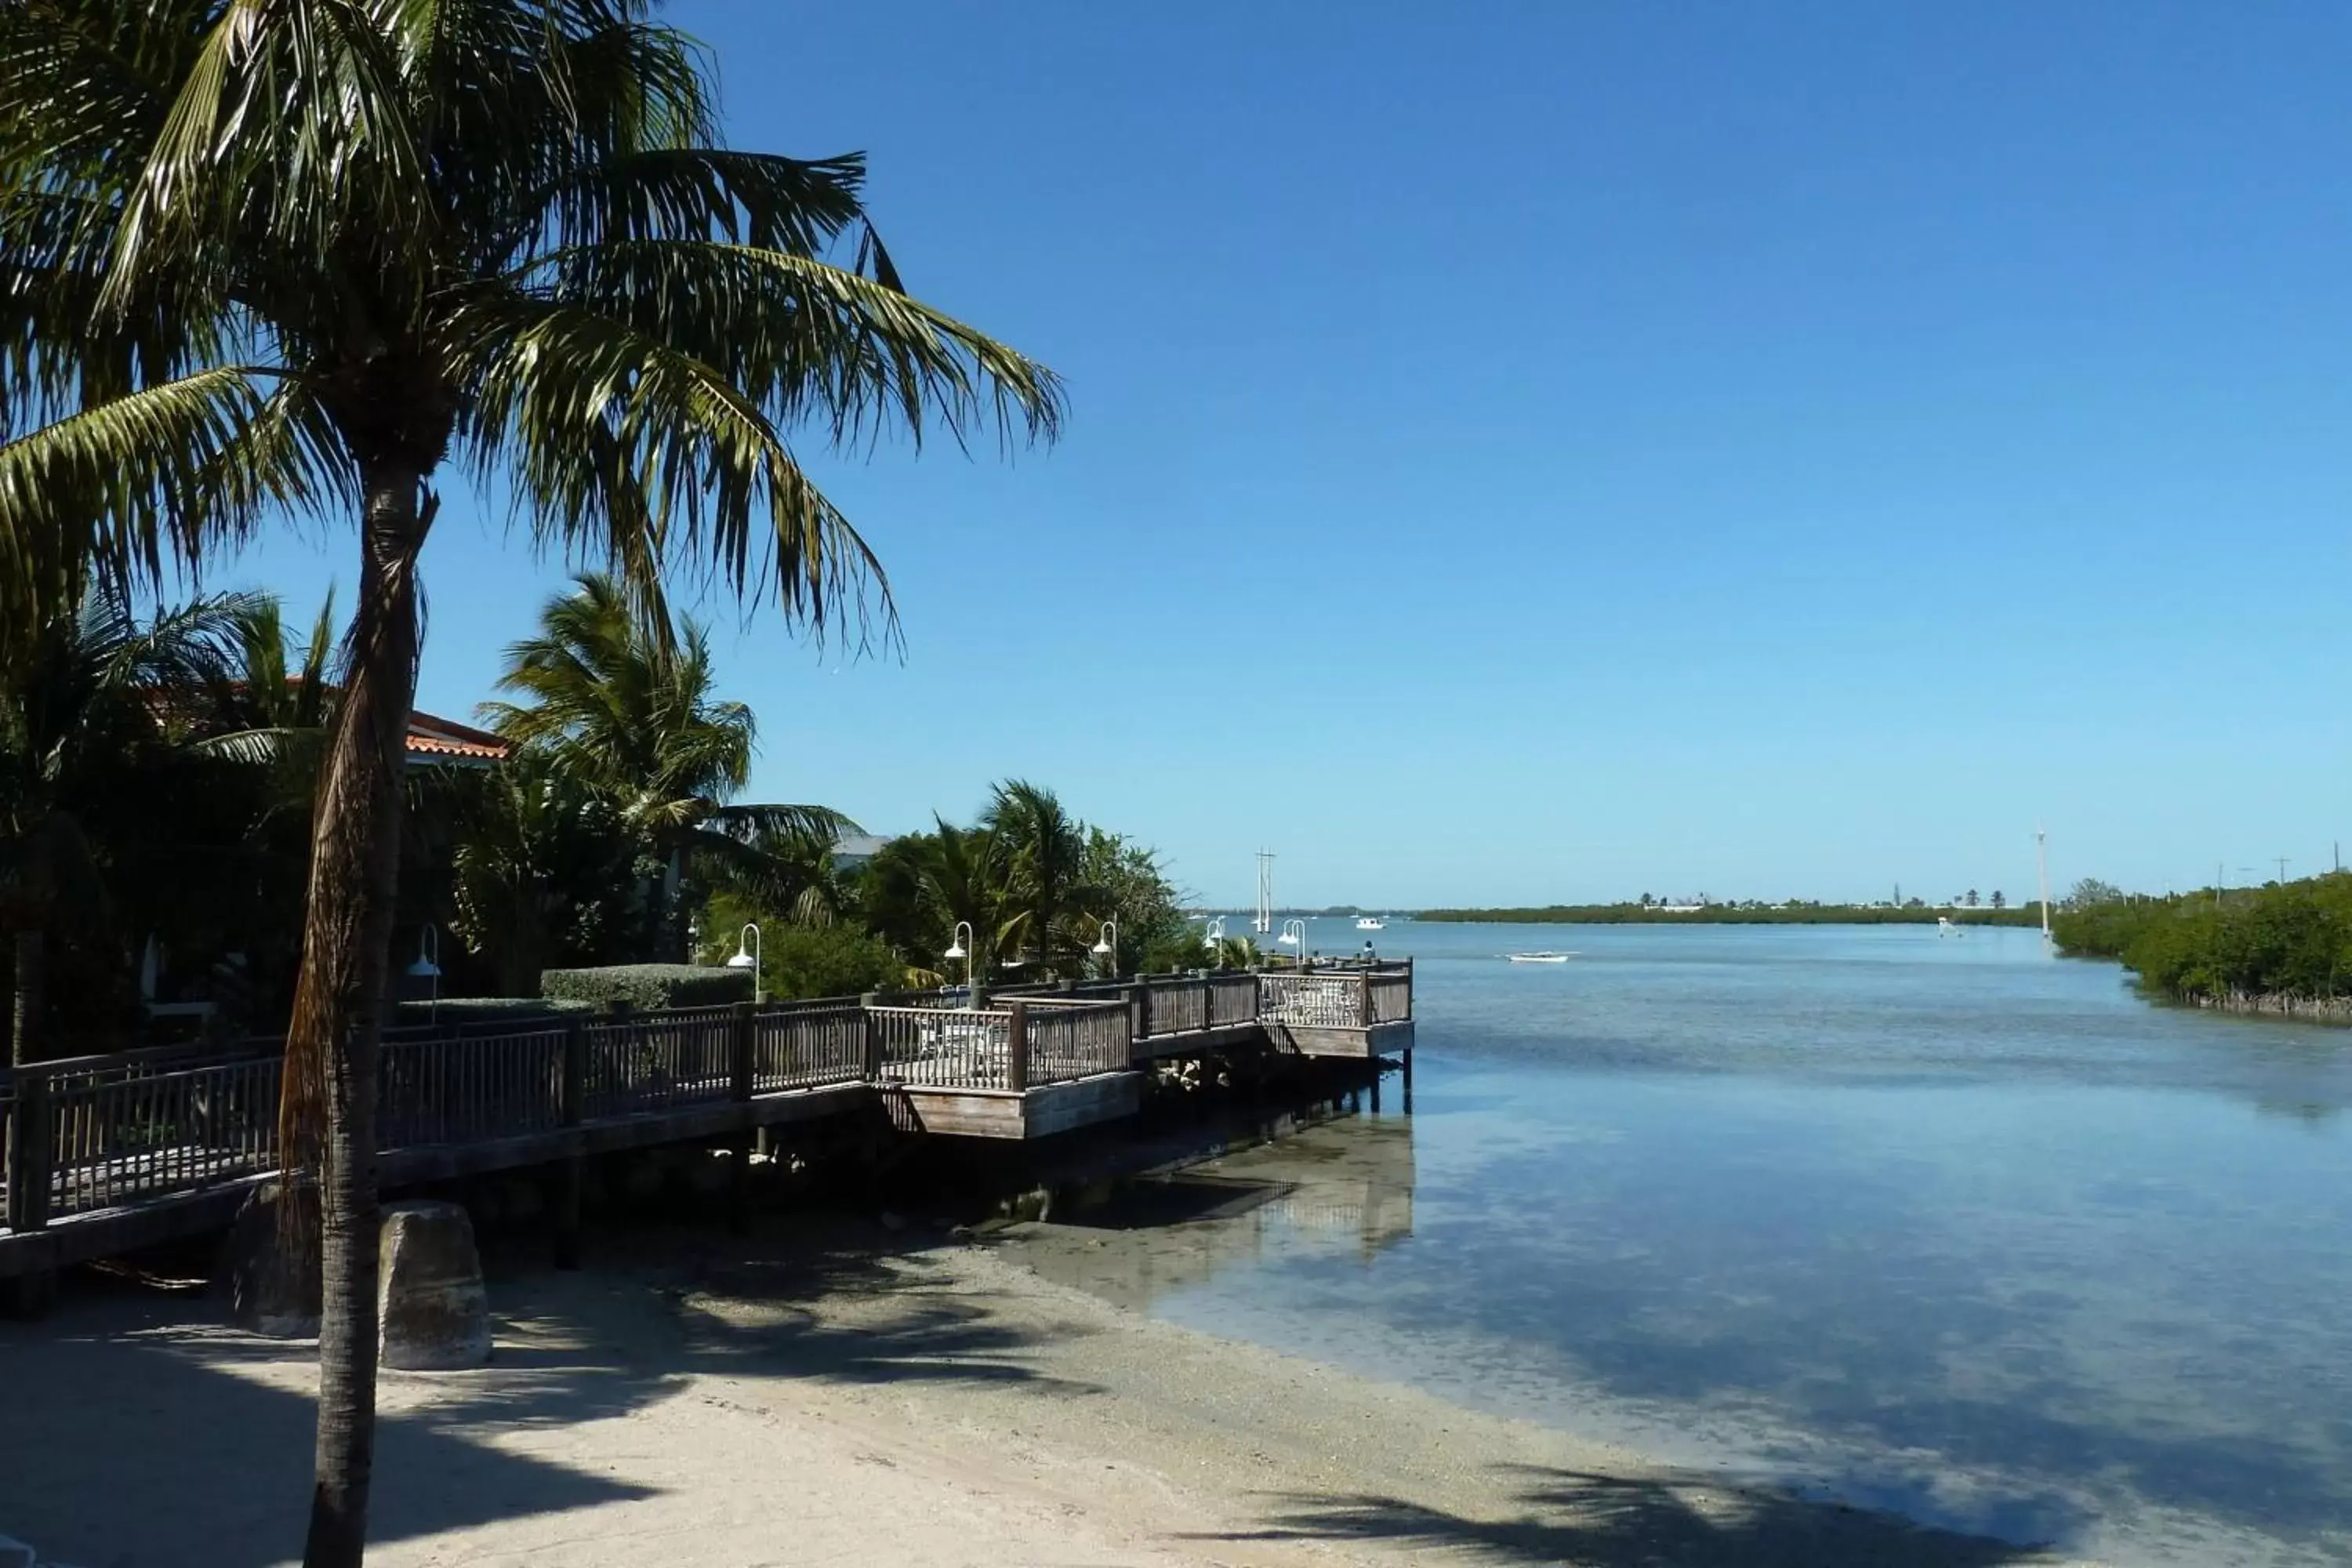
[0,368,341,648]
[452,292,899,641]
[510,239,1065,453]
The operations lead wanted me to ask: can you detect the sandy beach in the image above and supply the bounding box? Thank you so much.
[0,1212,2081,1568]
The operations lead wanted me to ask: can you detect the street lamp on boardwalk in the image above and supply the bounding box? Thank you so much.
[406,924,441,1026]
[1091,918,1119,980]
[725,922,762,1004]
[945,921,976,1007]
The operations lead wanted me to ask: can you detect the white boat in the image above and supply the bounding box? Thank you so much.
[1355,915,1387,931]
[1507,951,1574,964]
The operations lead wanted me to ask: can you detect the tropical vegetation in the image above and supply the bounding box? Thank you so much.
[2053,874,2352,1007]
[0,1,1059,1560]
[718,779,1198,995]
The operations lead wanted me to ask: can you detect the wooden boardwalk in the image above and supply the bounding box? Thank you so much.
[0,965,1412,1284]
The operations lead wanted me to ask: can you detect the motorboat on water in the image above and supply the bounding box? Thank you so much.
[1355,915,1388,931]
[1506,951,1574,964]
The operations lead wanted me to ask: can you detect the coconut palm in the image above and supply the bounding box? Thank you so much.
[482,573,853,949]
[0,5,1058,1559]
[982,780,1099,965]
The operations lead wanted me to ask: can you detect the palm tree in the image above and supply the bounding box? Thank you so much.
[482,573,852,951]
[447,748,635,994]
[1,587,255,1062]
[910,820,1019,980]
[982,780,1099,967]
[0,6,1059,1560]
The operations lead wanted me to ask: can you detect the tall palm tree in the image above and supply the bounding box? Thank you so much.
[909,818,1019,982]
[1,586,256,1062]
[0,5,1059,1560]
[483,573,852,950]
[983,780,1100,967]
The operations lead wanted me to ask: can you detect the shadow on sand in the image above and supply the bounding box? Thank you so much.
[0,1220,1082,1568]
[1200,1461,2060,1566]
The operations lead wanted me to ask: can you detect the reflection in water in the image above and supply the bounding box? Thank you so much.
[997,1112,1415,1312]
[993,924,2352,1568]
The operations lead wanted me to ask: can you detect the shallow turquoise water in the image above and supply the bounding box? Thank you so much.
[1019,922,2352,1565]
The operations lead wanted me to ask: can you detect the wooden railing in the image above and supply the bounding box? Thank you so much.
[39,1049,284,1221]
[1209,974,1259,1028]
[1259,972,1370,1027]
[1025,1002,1131,1085]
[753,1001,869,1092]
[381,1027,565,1147]
[580,1009,737,1119]
[4,964,1411,1234]
[867,1004,1016,1090]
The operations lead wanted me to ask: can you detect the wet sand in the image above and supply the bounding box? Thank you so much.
[0,1214,2078,1568]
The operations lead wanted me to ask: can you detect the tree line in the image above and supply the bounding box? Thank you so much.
[2,572,1195,1052]
[2052,874,2352,1004]
[1420,902,2045,926]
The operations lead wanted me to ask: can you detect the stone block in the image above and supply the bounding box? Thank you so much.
[378,1200,490,1370]
[224,1179,320,1338]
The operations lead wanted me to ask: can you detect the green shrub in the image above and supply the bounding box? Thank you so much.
[539,963,752,1011]
[754,924,908,1000]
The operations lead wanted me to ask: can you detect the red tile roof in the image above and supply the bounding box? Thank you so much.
[406,711,510,764]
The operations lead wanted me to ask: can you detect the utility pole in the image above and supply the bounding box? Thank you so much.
[2035,825,2053,945]
[2277,856,2290,884]
[1254,850,1275,935]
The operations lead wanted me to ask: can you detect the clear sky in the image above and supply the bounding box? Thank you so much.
[222,1,2352,909]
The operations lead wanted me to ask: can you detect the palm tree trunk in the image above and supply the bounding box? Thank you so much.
[289,463,432,1568]
[10,927,40,1066]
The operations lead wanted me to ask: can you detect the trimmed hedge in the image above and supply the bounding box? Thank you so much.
[539,963,753,1011]
[392,996,595,1027]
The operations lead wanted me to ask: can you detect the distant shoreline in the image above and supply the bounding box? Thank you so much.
[1417,906,2045,927]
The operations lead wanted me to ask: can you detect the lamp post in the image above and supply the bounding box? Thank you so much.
[1278,918,1307,968]
[945,921,976,1008]
[724,921,762,1004]
[407,924,441,1026]
[1090,918,1119,981]
[1202,916,1226,973]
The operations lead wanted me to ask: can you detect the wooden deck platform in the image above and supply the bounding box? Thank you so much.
[0,964,1412,1283]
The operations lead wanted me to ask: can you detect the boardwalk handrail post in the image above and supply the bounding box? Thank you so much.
[4,1069,56,1316]
[7,1069,52,1234]
[554,1015,586,1271]
[858,993,883,1080]
[1005,999,1029,1094]
[1356,969,1373,1027]
[559,1016,586,1127]
[727,1000,756,1235]
[1124,985,1148,1063]
[729,1001,756,1103]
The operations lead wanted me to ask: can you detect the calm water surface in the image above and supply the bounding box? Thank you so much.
[1000,922,2352,1566]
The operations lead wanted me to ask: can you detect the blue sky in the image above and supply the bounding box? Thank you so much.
[223,2,2352,909]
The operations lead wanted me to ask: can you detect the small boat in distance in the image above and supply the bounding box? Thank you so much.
[1507,951,1574,964]
[1356,914,1388,931]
